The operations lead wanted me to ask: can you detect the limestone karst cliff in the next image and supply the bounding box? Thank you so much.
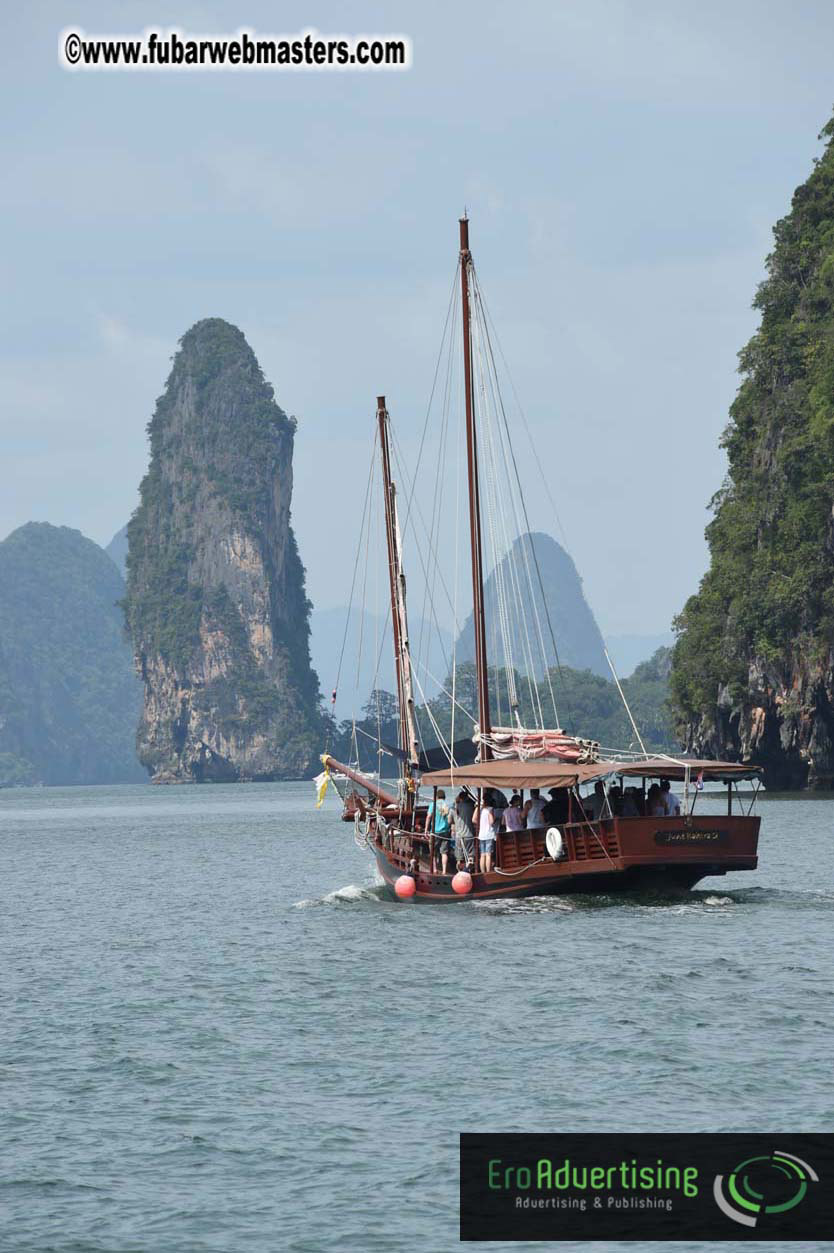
[124,319,322,782]
[670,114,834,789]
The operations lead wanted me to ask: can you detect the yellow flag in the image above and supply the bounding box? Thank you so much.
[314,768,330,808]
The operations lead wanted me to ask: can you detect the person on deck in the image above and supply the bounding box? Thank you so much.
[589,780,608,820]
[660,779,680,816]
[568,792,586,823]
[425,789,453,874]
[523,787,546,828]
[646,783,666,817]
[473,796,497,873]
[454,790,476,867]
[504,794,524,831]
[543,787,569,825]
[489,789,507,831]
[621,788,640,817]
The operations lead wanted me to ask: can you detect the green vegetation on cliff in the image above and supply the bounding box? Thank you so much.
[671,115,834,731]
[0,524,144,786]
[125,321,302,673]
[124,318,322,782]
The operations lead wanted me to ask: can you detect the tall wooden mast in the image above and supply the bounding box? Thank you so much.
[459,218,492,759]
[377,396,420,797]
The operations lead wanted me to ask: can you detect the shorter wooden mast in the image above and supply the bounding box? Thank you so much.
[377,396,420,802]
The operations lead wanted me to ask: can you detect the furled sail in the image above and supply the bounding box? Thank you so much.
[474,726,600,764]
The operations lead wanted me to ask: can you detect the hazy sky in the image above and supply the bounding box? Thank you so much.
[3,2,833,638]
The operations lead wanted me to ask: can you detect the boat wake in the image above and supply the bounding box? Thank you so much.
[621,889,738,912]
[512,885,801,917]
[726,885,834,909]
[293,882,387,909]
[469,891,740,916]
[294,884,833,912]
[471,895,577,916]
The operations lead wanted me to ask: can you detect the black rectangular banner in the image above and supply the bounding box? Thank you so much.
[460,1133,834,1241]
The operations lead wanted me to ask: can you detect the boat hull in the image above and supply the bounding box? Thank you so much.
[370,814,759,902]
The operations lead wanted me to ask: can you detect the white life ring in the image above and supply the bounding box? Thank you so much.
[545,827,565,861]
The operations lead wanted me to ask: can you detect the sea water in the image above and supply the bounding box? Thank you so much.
[1,783,832,1252]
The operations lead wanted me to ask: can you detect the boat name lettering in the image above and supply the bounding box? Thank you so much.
[654,829,727,845]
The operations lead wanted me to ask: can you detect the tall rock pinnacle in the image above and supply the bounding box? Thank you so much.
[124,319,322,782]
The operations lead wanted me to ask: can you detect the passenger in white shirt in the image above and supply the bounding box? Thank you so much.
[474,800,497,873]
[660,779,680,816]
[523,788,546,828]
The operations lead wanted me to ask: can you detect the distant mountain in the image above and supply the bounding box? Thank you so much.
[605,632,674,678]
[455,532,608,680]
[311,606,452,720]
[106,524,128,577]
[0,523,144,786]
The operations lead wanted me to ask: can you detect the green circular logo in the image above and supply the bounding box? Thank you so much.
[713,1150,818,1228]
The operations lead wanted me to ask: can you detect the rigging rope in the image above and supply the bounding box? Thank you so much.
[413,290,457,703]
[328,427,379,743]
[339,240,651,780]
[476,277,568,729]
[410,665,453,765]
[412,658,477,729]
[474,299,546,727]
[472,302,518,717]
[471,271,563,728]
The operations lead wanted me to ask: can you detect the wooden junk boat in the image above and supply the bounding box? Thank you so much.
[318,218,761,902]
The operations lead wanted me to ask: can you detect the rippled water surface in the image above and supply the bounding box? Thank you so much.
[1,783,832,1251]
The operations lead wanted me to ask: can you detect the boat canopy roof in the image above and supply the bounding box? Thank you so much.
[420,757,761,790]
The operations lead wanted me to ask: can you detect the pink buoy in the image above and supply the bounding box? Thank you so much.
[394,874,416,899]
[452,870,473,896]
